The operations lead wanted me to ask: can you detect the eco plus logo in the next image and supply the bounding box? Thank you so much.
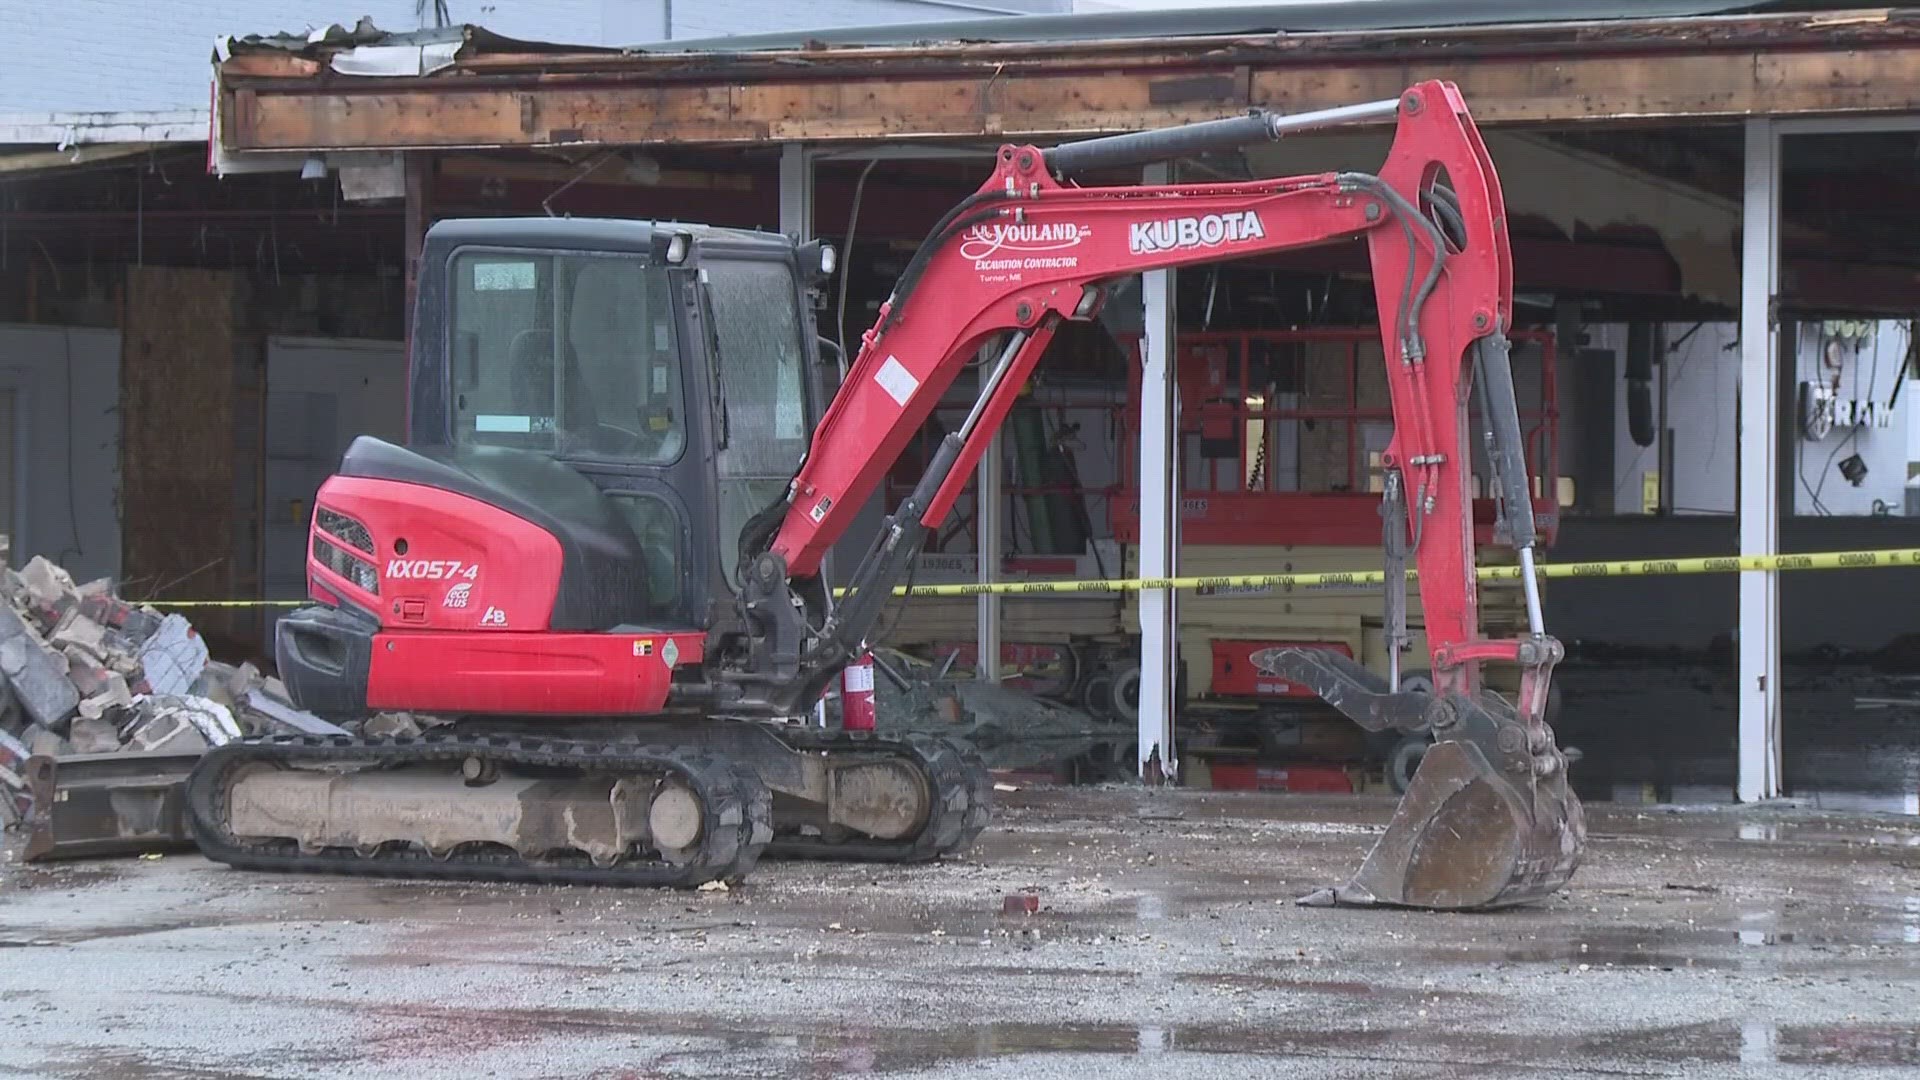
[1128,211,1266,255]
[442,582,472,609]
[958,222,1090,261]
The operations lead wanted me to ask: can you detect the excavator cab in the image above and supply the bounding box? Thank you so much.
[272,219,835,715]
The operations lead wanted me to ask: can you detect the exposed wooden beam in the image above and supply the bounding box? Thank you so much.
[222,43,1920,152]
[215,11,1920,153]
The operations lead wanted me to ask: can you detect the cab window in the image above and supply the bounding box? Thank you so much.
[450,252,685,464]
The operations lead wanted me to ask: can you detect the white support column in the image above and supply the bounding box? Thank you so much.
[778,143,813,240]
[1737,118,1783,802]
[1137,162,1180,783]
[977,424,1003,683]
[782,142,827,730]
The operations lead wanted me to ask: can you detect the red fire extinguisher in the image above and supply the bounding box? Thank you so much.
[842,653,877,731]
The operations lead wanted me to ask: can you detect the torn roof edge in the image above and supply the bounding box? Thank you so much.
[216,2,1897,61]
[219,17,618,60]
[647,0,1887,55]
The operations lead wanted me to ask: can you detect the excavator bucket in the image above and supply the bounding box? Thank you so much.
[17,752,200,862]
[1300,692,1585,910]
[1263,649,1585,911]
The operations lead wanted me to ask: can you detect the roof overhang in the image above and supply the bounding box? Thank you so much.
[212,8,1920,163]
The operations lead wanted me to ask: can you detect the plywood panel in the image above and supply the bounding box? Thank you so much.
[121,266,237,611]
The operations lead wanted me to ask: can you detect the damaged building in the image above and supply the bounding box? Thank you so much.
[3,0,1920,816]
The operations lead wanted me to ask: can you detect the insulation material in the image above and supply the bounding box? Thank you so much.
[136,615,210,697]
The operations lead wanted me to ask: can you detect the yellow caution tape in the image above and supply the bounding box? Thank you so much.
[876,546,1920,598]
[148,547,1920,607]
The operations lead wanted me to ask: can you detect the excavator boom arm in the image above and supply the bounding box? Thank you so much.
[759,82,1515,684]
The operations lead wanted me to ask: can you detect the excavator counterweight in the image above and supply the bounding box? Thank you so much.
[186,80,1584,910]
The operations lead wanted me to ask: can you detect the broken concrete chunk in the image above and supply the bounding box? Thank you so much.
[77,674,133,721]
[68,713,123,755]
[0,724,28,770]
[362,712,423,740]
[191,661,239,707]
[61,640,105,668]
[64,648,116,699]
[51,613,108,654]
[240,688,349,737]
[0,727,30,828]
[19,556,77,609]
[106,652,146,682]
[191,660,266,709]
[20,723,69,758]
[135,615,209,698]
[0,774,22,828]
[76,593,164,645]
[121,709,210,755]
[141,695,240,747]
[0,607,80,734]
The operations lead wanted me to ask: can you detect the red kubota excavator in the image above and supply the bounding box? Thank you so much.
[185,81,1584,910]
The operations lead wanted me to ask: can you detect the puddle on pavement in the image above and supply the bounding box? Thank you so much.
[1418,924,1732,969]
[1583,1020,1920,1069]
[375,1007,1920,1072]
[1419,901,1920,968]
[175,984,1920,1072]
[806,1019,1920,1071]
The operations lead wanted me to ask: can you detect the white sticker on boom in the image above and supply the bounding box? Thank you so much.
[874,355,920,407]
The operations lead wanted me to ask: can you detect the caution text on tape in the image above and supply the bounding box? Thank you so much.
[871,546,1920,598]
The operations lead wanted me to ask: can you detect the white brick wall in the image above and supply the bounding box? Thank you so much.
[0,0,1066,121]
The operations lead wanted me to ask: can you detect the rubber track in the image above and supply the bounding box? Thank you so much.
[765,730,993,863]
[186,734,773,888]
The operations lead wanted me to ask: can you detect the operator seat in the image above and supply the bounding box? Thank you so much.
[507,328,555,422]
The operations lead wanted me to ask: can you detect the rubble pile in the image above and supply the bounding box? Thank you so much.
[0,545,339,831]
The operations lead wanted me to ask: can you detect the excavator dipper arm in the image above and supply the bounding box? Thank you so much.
[726,82,1584,910]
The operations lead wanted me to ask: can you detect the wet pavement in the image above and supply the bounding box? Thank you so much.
[2,786,1917,1078]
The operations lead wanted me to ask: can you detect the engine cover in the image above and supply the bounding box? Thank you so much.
[314,474,565,633]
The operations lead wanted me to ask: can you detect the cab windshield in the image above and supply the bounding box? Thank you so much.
[450,251,685,464]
